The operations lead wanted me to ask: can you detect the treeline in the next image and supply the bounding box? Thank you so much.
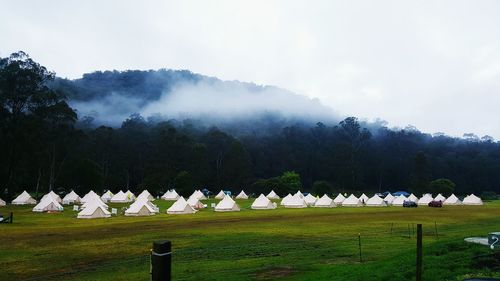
[1,52,499,200]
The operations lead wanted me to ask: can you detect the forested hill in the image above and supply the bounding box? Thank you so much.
[50,69,337,127]
[1,51,500,201]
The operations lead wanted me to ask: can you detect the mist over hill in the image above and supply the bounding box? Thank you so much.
[51,69,339,130]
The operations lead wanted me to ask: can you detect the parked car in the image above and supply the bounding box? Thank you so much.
[428,200,443,207]
[403,201,418,207]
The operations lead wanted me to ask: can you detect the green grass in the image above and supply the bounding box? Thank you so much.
[1,199,499,281]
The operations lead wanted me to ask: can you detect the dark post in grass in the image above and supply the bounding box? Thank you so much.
[434,221,439,240]
[358,233,363,262]
[151,240,171,281]
[416,224,423,281]
[10,212,13,223]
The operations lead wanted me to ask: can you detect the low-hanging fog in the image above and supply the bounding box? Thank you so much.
[58,70,339,129]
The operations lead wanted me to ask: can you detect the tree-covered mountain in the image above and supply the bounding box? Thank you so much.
[50,69,338,128]
[1,51,499,200]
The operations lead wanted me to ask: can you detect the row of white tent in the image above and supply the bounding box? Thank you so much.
[2,189,484,217]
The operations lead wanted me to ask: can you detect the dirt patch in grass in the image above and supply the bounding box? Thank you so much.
[252,266,297,280]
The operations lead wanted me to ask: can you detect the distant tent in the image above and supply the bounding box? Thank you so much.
[125,190,136,201]
[41,191,62,203]
[333,193,346,205]
[77,201,111,219]
[167,197,197,214]
[359,193,369,203]
[0,198,5,206]
[125,199,156,216]
[236,191,249,199]
[33,196,63,212]
[137,190,154,201]
[100,190,113,203]
[280,194,293,206]
[12,191,37,205]
[408,194,418,202]
[443,194,462,205]
[81,196,108,210]
[161,190,180,201]
[215,190,226,199]
[196,190,207,200]
[384,193,395,204]
[417,194,433,206]
[110,190,129,203]
[251,194,277,210]
[314,194,336,208]
[295,190,305,199]
[62,191,81,205]
[462,194,483,205]
[366,195,387,207]
[342,194,362,207]
[81,190,99,204]
[392,195,408,206]
[187,196,205,209]
[304,193,318,206]
[215,195,240,212]
[393,191,410,197]
[434,193,446,202]
[282,194,307,208]
[266,190,280,199]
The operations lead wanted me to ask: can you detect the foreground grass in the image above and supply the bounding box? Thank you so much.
[1,199,499,281]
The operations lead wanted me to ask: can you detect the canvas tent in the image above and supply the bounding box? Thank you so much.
[167,197,197,214]
[137,190,154,201]
[81,190,99,204]
[384,193,395,204]
[434,193,446,202]
[280,194,293,206]
[282,194,307,208]
[333,193,346,205]
[125,199,156,216]
[12,191,37,205]
[187,196,205,209]
[443,194,462,205]
[33,196,63,212]
[295,190,305,199]
[81,197,108,210]
[304,193,318,206]
[110,190,131,203]
[418,194,434,205]
[359,193,369,204]
[266,190,280,199]
[0,198,5,206]
[215,190,226,199]
[392,195,408,206]
[77,201,111,219]
[314,194,336,208]
[463,194,483,205]
[251,194,277,210]
[366,195,387,207]
[125,190,136,201]
[235,191,249,199]
[408,194,418,202]
[41,191,62,203]
[100,190,113,203]
[342,194,363,207]
[62,191,81,205]
[189,190,206,200]
[162,190,180,201]
[215,195,240,212]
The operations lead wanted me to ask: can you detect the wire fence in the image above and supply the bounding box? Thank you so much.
[16,221,492,281]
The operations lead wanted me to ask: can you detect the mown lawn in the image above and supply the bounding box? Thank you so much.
[1,199,499,281]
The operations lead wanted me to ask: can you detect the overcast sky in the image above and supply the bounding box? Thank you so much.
[2,0,500,138]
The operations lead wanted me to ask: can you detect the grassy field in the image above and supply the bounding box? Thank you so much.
[1,199,499,281]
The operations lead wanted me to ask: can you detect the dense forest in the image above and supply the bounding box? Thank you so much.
[1,51,499,200]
